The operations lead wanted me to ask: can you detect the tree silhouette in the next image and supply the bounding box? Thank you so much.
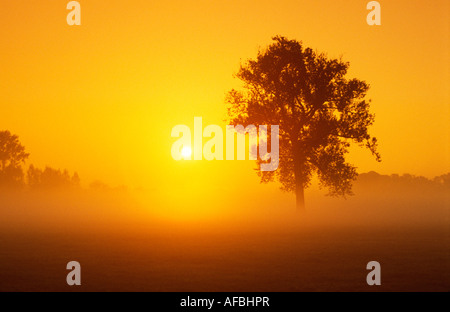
[0,131,29,187]
[227,36,381,209]
[27,165,80,189]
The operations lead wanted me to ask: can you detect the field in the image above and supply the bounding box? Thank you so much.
[1,176,448,292]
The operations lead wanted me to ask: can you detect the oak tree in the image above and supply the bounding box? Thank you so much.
[227,36,381,209]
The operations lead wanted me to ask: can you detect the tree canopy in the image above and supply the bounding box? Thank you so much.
[227,36,381,209]
[0,130,29,186]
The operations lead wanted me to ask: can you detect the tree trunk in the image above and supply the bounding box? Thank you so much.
[293,140,306,211]
[295,183,305,210]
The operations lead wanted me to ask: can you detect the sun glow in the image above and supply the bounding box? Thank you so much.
[181,146,192,159]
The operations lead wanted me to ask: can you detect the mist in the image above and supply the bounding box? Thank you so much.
[0,171,448,291]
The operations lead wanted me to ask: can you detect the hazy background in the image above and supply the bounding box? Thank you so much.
[0,0,449,191]
[0,0,449,291]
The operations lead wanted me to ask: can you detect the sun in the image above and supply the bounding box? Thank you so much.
[181,146,192,158]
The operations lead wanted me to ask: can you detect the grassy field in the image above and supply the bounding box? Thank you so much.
[0,174,448,291]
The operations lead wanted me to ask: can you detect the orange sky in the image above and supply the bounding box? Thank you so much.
[1,0,449,194]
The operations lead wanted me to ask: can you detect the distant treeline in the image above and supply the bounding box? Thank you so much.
[355,171,450,193]
[0,163,81,190]
[0,159,123,192]
[0,130,107,191]
[27,165,80,189]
